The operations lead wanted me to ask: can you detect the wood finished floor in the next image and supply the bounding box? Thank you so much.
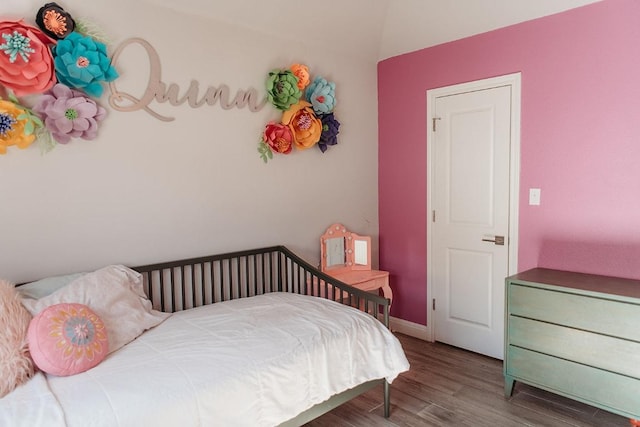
[305,333,630,427]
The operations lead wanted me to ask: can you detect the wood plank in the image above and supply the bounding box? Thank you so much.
[305,334,631,427]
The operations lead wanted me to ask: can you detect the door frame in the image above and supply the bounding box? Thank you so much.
[426,73,521,342]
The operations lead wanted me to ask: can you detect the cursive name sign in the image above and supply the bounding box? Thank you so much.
[108,38,267,122]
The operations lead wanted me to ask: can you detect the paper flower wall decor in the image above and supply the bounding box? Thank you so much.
[0,20,56,96]
[265,69,301,111]
[0,2,119,155]
[33,83,106,144]
[53,32,118,98]
[258,63,341,163]
[0,97,40,154]
[36,2,76,40]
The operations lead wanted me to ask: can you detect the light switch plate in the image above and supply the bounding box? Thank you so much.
[529,188,541,205]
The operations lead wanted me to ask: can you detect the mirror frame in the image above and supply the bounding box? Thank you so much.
[320,223,371,273]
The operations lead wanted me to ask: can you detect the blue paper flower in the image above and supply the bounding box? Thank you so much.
[305,76,336,115]
[52,32,118,97]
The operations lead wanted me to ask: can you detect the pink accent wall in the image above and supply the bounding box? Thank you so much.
[378,0,640,325]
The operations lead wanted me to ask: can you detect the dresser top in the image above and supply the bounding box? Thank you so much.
[330,269,389,284]
[508,268,640,300]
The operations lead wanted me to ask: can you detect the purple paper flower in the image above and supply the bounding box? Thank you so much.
[317,113,340,153]
[33,83,106,144]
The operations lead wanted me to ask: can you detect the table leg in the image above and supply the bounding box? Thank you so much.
[380,284,393,310]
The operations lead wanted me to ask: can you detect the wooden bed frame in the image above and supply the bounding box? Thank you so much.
[132,245,392,426]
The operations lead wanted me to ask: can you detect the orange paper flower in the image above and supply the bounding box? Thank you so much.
[0,99,36,155]
[281,101,322,150]
[290,64,310,90]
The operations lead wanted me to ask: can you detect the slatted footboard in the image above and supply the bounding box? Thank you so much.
[132,245,392,422]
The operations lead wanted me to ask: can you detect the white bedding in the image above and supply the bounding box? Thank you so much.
[1,292,409,427]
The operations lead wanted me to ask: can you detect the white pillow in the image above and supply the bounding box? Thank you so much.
[22,265,170,355]
[18,273,85,300]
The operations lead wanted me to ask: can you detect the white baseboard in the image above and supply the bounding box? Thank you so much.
[389,316,432,342]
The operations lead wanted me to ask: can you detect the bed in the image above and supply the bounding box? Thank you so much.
[1,245,409,427]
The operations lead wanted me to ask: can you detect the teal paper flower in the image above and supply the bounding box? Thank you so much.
[52,32,118,97]
[305,76,336,114]
[266,69,301,110]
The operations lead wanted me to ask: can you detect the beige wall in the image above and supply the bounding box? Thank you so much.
[1,0,379,282]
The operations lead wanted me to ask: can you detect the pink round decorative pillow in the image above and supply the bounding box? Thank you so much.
[28,303,108,376]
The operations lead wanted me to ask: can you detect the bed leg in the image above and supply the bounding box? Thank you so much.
[383,380,390,418]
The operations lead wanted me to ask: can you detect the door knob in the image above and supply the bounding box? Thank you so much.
[482,235,505,245]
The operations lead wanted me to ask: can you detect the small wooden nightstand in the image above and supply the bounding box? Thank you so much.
[320,223,392,308]
[328,269,392,309]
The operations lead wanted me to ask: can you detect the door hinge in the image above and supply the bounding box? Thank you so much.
[432,210,436,222]
[432,298,436,310]
[432,117,441,132]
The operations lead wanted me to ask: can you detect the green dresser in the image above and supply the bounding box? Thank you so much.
[504,268,640,419]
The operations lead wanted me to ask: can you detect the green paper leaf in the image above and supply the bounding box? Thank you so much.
[36,129,56,155]
[31,116,44,127]
[24,121,34,135]
[75,19,111,45]
[258,141,272,155]
[258,141,273,163]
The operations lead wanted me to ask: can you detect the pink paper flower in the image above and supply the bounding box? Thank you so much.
[263,122,293,154]
[33,83,106,144]
[0,20,56,96]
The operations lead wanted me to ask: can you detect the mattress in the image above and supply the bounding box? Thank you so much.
[2,292,409,427]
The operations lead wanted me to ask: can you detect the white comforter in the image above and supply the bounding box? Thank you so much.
[1,293,409,427]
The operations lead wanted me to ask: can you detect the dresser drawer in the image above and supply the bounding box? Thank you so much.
[508,316,640,378]
[508,284,640,341]
[507,346,640,418]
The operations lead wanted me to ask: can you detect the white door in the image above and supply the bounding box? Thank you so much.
[430,81,516,360]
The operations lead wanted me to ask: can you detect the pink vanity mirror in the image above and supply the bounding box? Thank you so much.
[320,223,372,273]
[320,223,392,308]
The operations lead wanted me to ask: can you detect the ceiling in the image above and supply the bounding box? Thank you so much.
[143,0,603,62]
[378,0,603,60]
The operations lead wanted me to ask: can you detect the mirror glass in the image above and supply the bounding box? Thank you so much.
[353,239,368,265]
[325,237,345,267]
